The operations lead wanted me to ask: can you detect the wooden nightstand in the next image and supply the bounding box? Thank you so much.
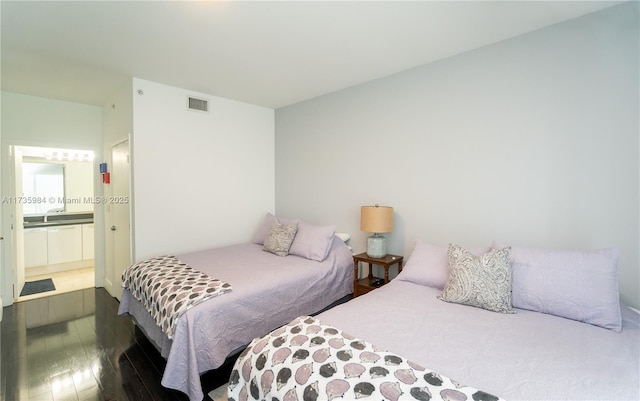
[353,252,403,297]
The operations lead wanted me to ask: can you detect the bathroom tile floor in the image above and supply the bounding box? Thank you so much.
[18,268,95,302]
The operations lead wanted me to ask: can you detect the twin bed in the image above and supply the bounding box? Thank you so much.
[119,213,639,401]
[118,214,354,401]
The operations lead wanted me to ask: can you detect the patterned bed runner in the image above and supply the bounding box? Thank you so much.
[229,316,504,401]
[122,255,231,339]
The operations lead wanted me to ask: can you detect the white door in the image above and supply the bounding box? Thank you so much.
[110,140,131,299]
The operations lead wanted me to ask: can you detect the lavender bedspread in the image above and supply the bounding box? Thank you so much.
[315,280,640,401]
[118,238,353,401]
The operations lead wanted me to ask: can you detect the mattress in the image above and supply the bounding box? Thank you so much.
[118,238,353,401]
[313,280,640,401]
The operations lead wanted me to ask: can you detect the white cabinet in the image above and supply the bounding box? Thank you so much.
[24,222,94,271]
[47,224,83,265]
[24,228,48,267]
[82,224,94,260]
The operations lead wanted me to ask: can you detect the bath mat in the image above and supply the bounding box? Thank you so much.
[20,278,56,296]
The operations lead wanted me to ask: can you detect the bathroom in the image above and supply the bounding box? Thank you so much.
[17,145,95,301]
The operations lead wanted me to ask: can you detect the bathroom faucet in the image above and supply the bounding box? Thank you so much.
[44,208,64,222]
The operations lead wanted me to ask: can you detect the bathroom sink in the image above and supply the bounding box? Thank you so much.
[24,214,94,228]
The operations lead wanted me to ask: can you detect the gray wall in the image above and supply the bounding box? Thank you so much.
[275,3,639,308]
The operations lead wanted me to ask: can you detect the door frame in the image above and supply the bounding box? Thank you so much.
[1,144,25,303]
[103,137,133,299]
[1,141,103,306]
[12,146,25,299]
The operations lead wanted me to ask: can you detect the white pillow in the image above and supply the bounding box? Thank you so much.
[335,232,351,243]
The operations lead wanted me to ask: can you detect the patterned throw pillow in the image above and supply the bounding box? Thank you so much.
[253,213,298,245]
[438,244,515,314]
[263,221,298,257]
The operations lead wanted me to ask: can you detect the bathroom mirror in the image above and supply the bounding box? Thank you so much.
[22,162,65,215]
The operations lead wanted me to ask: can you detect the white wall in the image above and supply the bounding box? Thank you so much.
[1,91,103,305]
[275,3,639,308]
[1,92,102,149]
[131,78,275,260]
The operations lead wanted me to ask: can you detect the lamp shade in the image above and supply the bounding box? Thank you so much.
[360,205,394,233]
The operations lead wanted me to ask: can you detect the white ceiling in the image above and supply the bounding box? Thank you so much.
[1,1,624,109]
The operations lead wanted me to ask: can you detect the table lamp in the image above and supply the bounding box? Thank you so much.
[360,205,394,258]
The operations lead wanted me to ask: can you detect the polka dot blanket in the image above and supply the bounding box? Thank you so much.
[122,255,232,338]
[228,315,503,401]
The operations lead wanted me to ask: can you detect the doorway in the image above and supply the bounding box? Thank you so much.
[14,145,96,301]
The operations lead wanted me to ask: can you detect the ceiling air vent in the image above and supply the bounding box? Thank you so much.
[187,96,209,112]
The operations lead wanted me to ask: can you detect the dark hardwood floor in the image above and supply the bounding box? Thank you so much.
[1,288,231,401]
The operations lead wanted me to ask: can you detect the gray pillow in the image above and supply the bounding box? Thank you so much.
[438,244,515,314]
[263,221,298,257]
